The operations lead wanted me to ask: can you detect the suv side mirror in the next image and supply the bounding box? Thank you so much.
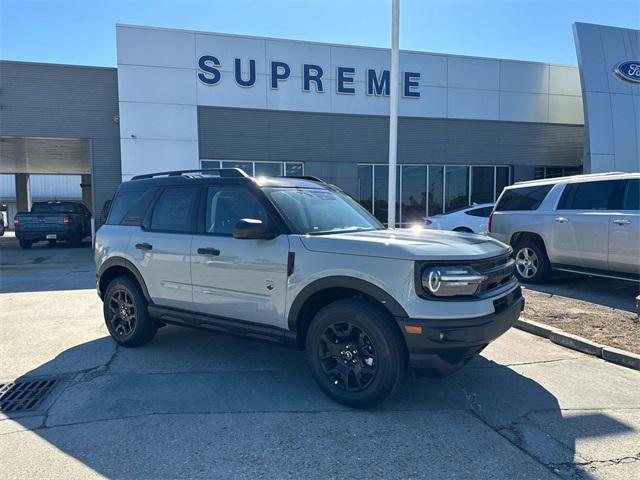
[233,218,276,240]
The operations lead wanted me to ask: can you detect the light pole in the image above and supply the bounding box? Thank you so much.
[387,0,399,228]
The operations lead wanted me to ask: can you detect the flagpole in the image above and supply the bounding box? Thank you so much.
[388,0,399,228]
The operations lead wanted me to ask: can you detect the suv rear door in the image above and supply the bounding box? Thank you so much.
[552,179,621,270]
[608,179,640,275]
[190,185,290,329]
[129,186,200,310]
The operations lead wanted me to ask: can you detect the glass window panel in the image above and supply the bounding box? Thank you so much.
[150,187,199,232]
[496,167,510,200]
[205,187,269,235]
[563,166,582,177]
[254,162,283,177]
[471,166,494,204]
[373,165,388,223]
[621,179,639,211]
[534,167,545,180]
[558,180,620,210]
[222,161,253,176]
[401,166,426,225]
[545,167,564,178]
[201,160,221,170]
[445,166,469,213]
[496,185,553,211]
[285,163,304,176]
[428,166,444,216]
[357,165,373,213]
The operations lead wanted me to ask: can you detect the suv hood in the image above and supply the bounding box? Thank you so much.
[299,229,510,261]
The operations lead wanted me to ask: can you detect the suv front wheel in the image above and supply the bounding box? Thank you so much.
[306,299,407,409]
[103,275,157,347]
[513,239,551,284]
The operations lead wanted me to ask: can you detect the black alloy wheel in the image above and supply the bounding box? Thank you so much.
[306,299,407,409]
[103,275,157,347]
[107,288,137,339]
[319,322,377,392]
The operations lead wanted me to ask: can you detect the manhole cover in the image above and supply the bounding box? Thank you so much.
[0,378,60,413]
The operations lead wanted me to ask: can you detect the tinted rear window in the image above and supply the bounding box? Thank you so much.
[495,185,553,211]
[621,179,639,211]
[31,202,77,213]
[106,191,145,225]
[557,180,621,210]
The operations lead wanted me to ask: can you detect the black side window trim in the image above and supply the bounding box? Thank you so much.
[145,186,202,234]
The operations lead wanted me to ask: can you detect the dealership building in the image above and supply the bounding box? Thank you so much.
[1,22,638,226]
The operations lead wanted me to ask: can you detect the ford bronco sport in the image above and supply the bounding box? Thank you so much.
[95,168,523,408]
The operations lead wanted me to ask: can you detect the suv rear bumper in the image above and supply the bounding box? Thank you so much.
[396,288,524,370]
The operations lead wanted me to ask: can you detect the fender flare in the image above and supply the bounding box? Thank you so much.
[97,256,153,303]
[287,276,409,331]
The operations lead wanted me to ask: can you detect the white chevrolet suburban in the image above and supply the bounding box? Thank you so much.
[489,172,640,284]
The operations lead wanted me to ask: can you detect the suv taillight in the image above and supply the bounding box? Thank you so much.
[488,211,494,232]
[63,215,70,226]
[13,215,19,227]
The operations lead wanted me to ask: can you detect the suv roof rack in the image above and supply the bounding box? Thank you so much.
[131,168,249,181]
[513,171,626,186]
[283,175,326,183]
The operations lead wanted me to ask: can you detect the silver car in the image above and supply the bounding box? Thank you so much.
[489,172,640,284]
[95,168,522,408]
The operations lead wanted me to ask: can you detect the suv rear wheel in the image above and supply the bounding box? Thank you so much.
[513,239,551,283]
[104,275,157,347]
[306,299,407,409]
[18,239,32,249]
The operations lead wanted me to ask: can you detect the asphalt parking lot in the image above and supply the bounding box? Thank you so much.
[1,233,639,479]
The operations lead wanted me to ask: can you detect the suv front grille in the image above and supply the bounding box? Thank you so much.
[473,253,517,297]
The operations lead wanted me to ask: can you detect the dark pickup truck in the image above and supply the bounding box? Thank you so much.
[14,201,92,249]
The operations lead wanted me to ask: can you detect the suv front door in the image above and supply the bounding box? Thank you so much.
[551,179,620,270]
[608,179,640,275]
[129,186,199,311]
[190,186,290,329]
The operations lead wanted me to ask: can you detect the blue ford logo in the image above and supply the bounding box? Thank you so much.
[614,61,640,83]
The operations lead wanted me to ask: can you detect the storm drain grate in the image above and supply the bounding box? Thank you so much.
[0,378,60,413]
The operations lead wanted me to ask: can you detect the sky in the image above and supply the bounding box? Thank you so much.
[0,0,638,67]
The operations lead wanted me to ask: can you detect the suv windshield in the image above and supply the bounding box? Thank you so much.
[266,188,384,235]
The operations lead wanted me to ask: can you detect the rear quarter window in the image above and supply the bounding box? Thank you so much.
[106,191,145,225]
[557,180,622,210]
[495,185,553,211]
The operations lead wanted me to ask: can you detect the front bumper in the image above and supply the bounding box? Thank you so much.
[396,287,524,369]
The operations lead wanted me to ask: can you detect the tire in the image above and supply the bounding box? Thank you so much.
[103,275,157,347]
[513,238,551,284]
[453,227,473,233]
[0,223,4,236]
[48,239,57,245]
[18,239,32,249]
[306,298,407,409]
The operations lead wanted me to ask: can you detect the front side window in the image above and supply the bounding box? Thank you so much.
[150,187,199,233]
[205,187,269,235]
[558,180,621,210]
[267,188,383,235]
[621,179,639,211]
[496,185,553,211]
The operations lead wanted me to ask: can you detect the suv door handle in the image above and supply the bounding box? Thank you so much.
[197,247,220,256]
[613,219,631,225]
[135,242,152,251]
[555,216,569,223]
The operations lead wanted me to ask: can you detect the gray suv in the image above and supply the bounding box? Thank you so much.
[489,172,640,284]
[95,169,522,408]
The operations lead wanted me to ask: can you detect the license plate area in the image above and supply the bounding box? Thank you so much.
[46,234,57,240]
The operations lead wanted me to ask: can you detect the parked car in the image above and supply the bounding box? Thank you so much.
[95,168,522,408]
[14,200,92,249]
[489,172,640,284]
[423,203,494,234]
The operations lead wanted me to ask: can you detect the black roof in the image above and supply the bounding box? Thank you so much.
[119,168,330,192]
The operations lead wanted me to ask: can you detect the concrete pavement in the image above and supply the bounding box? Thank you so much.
[1,236,639,479]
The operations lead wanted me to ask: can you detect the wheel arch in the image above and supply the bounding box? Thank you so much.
[509,231,548,252]
[287,276,409,349]
[97,257,152,303]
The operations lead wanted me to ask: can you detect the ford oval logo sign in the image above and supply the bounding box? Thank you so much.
[614,61,640,83]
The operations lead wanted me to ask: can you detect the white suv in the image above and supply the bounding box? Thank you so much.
[489,172,640,284]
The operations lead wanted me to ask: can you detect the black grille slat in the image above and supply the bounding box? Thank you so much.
[0,379,59,413]
[469,254,516,297]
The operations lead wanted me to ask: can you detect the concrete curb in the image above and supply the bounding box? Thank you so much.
[514,318,640,371]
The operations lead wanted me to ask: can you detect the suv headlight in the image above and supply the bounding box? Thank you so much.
[421,265,486,297]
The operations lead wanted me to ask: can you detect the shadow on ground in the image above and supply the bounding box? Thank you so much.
[3,326,635,479]
[525,271,639,313]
